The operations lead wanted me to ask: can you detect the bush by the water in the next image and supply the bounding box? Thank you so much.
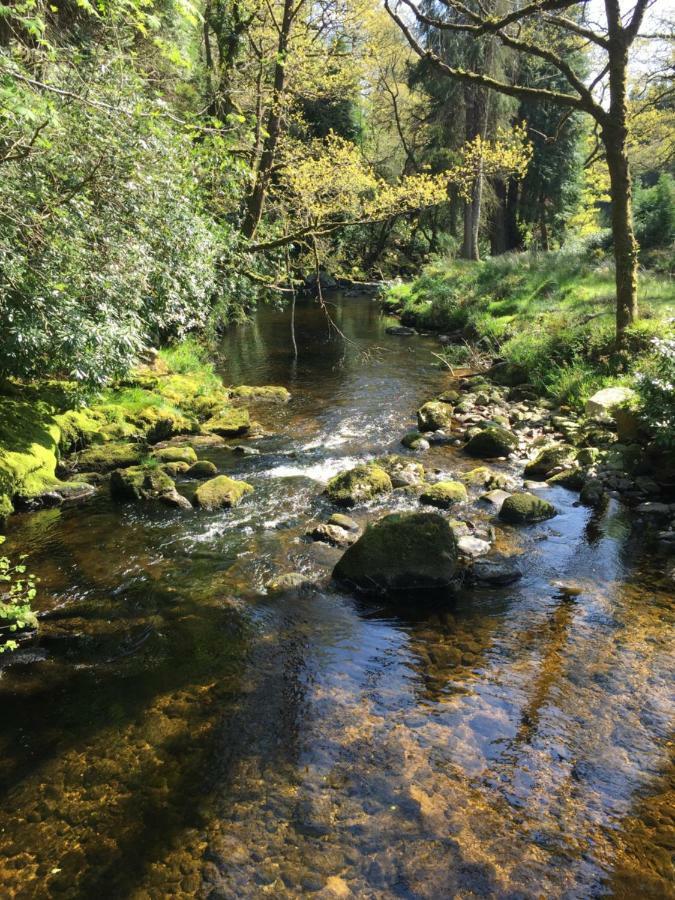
[0,537,37,652]
[635,338,675,448]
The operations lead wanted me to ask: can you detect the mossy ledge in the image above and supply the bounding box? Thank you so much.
[0,343,289,520]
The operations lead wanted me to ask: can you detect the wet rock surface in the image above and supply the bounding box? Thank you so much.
[333,512,459,596]
[0,294,673,900]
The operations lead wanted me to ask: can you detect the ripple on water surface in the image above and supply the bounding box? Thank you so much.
[0,294,673,898]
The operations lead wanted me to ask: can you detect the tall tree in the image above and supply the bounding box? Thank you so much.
[385,0,659,343]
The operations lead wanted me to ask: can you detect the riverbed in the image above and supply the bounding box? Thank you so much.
[0,293,672,898]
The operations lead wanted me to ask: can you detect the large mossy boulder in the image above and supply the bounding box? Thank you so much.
[376,454,425,488]
[75,441,145,473]
[228,385,290,403]
[524,444,576,480]
[193,475,253,510]
[204,407,251,437]
[325,464,392,507]
[499,492,556,524]
[465,427,518,459]
[419,481,468,509]
[417,400,453,432]
[333,512,459,596]
[110,465,176,502]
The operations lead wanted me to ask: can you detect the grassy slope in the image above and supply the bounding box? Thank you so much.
[383,251,674,408]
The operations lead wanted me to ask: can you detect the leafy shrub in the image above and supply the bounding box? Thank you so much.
[635,338,675,448]
[0,538,38,653]
[0,53,251,386]
[634,174,675,251]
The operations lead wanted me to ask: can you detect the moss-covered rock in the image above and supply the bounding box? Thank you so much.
[133,405,197,443]
[437,389,460,404]
[499,492,557,524]
[152,446,198,465]
[55,407,109,453]
[161,461,191,477]
[110,465,176,502]
[193,474,253,510]
[376,454,425,488]
[547,468,585,490]
[308,523,358,547]
[419,481,468,509]
[186,460,218,479]
[325,464,392,507]
[417,400,453,432]
[327,513,360,532]
[401,431,430,451]
[204,407,251,437]
[576,447,601,467]
[228,385,290,403]
[332,511,459,596]
[524,444,576,480]
[461,466,495,487]
[74,441,145,473]
[465,426,518,459]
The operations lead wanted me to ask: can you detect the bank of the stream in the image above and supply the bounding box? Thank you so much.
[382,251,675,423]
[0,292,673,898]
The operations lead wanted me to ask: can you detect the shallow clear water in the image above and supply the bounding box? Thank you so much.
[0,294,673,899]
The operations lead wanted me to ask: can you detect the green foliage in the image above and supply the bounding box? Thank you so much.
[634,174,675,252]
[635,338,675,449]
[0,536,38,652]
[384,250,675,408]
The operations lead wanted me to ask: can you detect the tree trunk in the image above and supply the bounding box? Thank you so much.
[604,133,638,339]
[603,33,638,342]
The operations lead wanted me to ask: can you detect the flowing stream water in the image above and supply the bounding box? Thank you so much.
[0,293,673,899]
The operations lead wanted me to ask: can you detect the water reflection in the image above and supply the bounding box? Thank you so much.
[0,294,672,897]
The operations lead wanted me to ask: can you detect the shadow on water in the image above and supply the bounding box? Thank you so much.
[0,293,672,898]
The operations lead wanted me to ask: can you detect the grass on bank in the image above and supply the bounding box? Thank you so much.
[383,250,675,411]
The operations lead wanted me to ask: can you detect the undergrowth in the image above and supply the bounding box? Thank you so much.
[383,250,675,440]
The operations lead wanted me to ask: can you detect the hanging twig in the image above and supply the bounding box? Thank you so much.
[285,244,298,360]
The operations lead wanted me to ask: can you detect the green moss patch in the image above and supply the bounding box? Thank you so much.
[194,475,253,510]
[419,481,468,509]
[326,464,393,507]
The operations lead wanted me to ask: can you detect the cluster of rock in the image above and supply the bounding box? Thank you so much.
[52,385,292,514]
[271,364,674,601]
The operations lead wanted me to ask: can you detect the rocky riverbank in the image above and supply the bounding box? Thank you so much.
[0,346,290,521]
[274,357,675,598]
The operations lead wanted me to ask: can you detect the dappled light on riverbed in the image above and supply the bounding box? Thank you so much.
[0,295,672,898]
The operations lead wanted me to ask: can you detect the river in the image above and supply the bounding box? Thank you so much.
[0,293,672,898]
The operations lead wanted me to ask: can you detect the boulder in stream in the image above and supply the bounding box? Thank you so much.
[419,481,468,509]
[417,400,453,432]
[193,474,253,510]
[465,427,518,459]
[401,431,430,452]
[523,444,576,480]
[325,464,392,507]
[499,492,557,524]
[186,460,218,479]
[308,523,358,548]
[376,454,425,488]
[204,407,251,437]
[110,465,178,503]
[333,511,459,596]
